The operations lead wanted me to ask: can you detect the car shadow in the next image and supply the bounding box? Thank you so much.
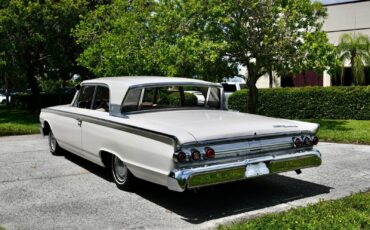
[63,151,332,224]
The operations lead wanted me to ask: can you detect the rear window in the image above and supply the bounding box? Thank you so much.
[121,85,221,113]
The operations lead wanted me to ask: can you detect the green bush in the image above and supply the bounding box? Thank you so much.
[228,86,370,120]
[11,93,75,110]
[166,92,198,106]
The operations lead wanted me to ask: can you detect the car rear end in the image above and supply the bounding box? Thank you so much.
[167,132,321,192]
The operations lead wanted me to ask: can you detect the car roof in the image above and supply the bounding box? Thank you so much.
[81,76,220,106]
[83,76,218,87]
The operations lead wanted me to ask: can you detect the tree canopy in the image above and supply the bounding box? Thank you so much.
[0,0,104,108]
[76,0,332,113]
[1,0,334,112]
[74,0,238,82]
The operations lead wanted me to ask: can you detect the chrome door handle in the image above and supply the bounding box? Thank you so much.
[76,118,82,127]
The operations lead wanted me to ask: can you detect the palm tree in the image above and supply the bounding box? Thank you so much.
[338,33,370,85]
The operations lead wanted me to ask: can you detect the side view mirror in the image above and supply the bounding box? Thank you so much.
[75,84,81,91]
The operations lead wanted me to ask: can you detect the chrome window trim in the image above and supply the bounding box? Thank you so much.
[121,83,223,114]
[76,83,111,111]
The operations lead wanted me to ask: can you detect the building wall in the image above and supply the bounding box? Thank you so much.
[240,1,370,88]
[323,1,370,45]
[323,1,370,86]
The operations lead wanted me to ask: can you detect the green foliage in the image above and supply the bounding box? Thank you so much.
[0,105,39,136]
[219,191,370,230]
[75,0,160,77]
[287,32,337,76]
[166,92,198,106]
[75,0,331,113]
[228,87,370,120]
[74,0,237,80]
[0,0,93,98]
[338,33,370,85]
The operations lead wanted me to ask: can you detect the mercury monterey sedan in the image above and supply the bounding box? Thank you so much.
[39,77,321,192]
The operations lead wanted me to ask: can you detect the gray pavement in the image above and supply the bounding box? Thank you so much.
[0,135,369,230]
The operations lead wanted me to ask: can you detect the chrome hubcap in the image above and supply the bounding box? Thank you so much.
[50,132,56,151]
[113,157,128,183]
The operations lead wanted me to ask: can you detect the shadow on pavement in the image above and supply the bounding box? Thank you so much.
[64,151,332,224]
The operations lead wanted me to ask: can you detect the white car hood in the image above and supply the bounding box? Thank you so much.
[128,110,319,143]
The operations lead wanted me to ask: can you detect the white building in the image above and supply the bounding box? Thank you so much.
[248,0,370,88]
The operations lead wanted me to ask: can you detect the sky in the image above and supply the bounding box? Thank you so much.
[314,0,359,4]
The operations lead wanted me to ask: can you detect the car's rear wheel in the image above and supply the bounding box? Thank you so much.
[49,130,62,155]
[111,155,137,191]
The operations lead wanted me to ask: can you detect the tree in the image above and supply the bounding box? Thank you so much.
[75,0,238,81]
[220,0,329,113]
[279,31,336,85]
[75,0,161,77]
[76,0,330,113]
[0,0,96,108]
[338,33,370,85]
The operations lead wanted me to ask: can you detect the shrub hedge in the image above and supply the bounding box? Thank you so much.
[228,86,370,120]
[11,93,75,110]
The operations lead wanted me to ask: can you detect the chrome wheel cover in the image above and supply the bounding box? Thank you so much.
[113,156,128,184]
[49,132,57,152]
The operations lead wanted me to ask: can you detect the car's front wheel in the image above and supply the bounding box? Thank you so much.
[111,155,137,191]
[49,130,62,155]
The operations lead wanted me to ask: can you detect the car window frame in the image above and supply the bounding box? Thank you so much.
[121,83,223,114]
[72,83,110,111]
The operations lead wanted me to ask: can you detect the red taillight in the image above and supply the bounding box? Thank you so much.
[312,136,319,145]
[294,138,302,148]
[191,150,201,161]
[177,152,187,163]
[303,137,311,146]
[204,147,215,159]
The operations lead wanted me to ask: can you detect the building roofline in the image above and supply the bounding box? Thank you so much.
[323,0,370,7]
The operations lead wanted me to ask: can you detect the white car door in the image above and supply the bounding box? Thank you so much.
[81,85,110,163]
[56,85,96,155]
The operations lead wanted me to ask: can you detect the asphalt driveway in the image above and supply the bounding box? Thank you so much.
[0,135,369,230]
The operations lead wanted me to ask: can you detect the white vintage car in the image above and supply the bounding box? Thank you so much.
[39,77,321,192]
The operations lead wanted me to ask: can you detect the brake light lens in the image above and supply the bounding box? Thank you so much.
[312,136,319,145]
[294,138,302,148]
[176,152,187,163]
[191,150,201,160]
[204,147,215,159]
[303,137,311,146]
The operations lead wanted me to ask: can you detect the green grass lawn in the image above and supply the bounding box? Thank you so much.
[307,119,370,145]
[219,191,370,230]
[0,105,40,136]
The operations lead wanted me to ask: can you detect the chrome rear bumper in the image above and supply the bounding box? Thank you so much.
[167,150,321,192]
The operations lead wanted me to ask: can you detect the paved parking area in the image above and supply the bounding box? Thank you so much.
[0,135,369,229]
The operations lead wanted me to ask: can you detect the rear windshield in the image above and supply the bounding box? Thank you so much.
[121,85,221,112]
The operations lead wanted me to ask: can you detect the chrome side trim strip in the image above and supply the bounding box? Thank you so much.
[41,108,178,146]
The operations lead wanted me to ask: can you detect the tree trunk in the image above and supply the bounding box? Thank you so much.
[4,73,10,106]
[302,71,307,86]
[350,52,356,85]
[26,68,40,110]
[268,69,273,88]
[247,74,258,114]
